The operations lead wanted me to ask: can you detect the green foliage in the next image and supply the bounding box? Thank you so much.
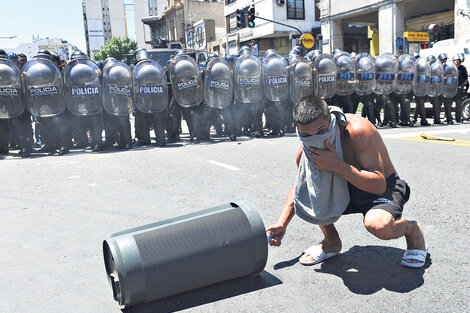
[93,36,138,61]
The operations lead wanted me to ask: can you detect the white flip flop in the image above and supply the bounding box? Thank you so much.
[401,249,428,268]
[299,245,338,266]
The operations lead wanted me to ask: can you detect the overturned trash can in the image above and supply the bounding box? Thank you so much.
[103,200,268,308]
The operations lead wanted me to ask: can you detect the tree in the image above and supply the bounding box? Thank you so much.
[93,36,138,62]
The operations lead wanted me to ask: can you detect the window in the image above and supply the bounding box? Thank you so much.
[226,0,236,4]
[287,0,304,20]
[195,27,204,47]
[187,31,194,49]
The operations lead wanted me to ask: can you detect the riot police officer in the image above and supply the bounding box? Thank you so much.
[204,53,237,141]
[428,55,444,124]
[169,50,205,143]
[132,48,169,147]
[233,46,264,137]
[262,49,289,136]
[64,51,103,152]
[23,50,70,155]
[453,54,468,123]
[102,57,133,149]
[412,52,430,126]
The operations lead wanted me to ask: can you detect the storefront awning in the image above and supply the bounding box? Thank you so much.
[406,11,454,31]
[142,15,164,25]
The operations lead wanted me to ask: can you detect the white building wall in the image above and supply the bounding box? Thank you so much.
[109,0,128,37]
[455,0,470,40]
[134,0,152,49]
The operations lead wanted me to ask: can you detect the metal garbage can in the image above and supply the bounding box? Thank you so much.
[103,200,268,308]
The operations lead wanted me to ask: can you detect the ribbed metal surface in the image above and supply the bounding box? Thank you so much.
[103,201,268,308]
[134,206,255,301]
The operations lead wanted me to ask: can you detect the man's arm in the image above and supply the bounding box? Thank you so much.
[334,134,386,195]
[310,126,386,195]
[266,146,302,246]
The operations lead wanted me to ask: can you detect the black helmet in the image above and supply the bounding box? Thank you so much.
[438,53,448,61]
[36,50,52,60]
[289,46,303,56]
[264,49,276,58]
[7,52,18,60]
[71,50,87,60]
[0,49,7,58]
[134,48,152,62]
[207,52,218,60]
[411,51,420,59]
[239,46,252,56]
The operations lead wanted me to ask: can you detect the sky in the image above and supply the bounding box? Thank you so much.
[0,0,136,52]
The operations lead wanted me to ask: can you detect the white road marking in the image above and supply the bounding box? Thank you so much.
[382,128,470,138]
[206,160,241,171]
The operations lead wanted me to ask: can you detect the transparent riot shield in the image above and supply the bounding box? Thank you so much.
[313,54,337,99]
[413,57,431,97]
[234,54,263,103]
[102,60,133,116]
[262,52,289,102]
[64,59,102,116]
[374,53,398,95]
[203,58,233,109]
[428,61,443,97]
[133,59,169,113]
[394,55,414,95]
[335,53,355,96]
[289,57,313,104]
[0,58,25,119]
[441,60,458,99]
[354,54,375,96]
[22,58,66,117]
[169,54,204,108]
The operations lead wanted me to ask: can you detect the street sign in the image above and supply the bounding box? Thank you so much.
[403,31,430,42]
[299,33,314,49]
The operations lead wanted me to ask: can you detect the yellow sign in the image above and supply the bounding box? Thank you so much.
[403,31,430,42]
[299,33,315,49]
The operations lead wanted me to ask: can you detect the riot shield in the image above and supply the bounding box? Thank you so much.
[313,54,337,99]
[234,53,263,103]
[0,58,25,119]
[374,53,398,95]
[64,58,102,116]
[394,55,415,94]
[335,53,355,96]
[441,60,458,98]
[133,59,169,113]
[22,58,66,117]
[428,61,443,97]
[262,52,289,102]
[203,58,233,109]
[169,54,204,108]
[102,60,133,116]
[413,57,431,97]
[289,57,313,104]
[354,54,375,96]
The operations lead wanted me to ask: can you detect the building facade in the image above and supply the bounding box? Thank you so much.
[138,0,225,49]
[224,0,320,56]
[82,0,128,57]
[318,0,466,55]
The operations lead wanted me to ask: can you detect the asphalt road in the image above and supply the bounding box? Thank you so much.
[1,120,469,313]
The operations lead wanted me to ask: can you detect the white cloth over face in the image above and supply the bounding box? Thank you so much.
[294,108,350,225]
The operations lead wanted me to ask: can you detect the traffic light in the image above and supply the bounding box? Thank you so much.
[236,8,245,28]
[248,6,255,28]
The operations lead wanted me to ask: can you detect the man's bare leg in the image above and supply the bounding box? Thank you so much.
[364,209,426,264]
[300,224,342,263]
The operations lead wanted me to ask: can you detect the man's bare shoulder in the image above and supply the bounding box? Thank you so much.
[343,114,377,147]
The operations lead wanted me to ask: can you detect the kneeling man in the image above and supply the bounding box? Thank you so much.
[267,95,427,268]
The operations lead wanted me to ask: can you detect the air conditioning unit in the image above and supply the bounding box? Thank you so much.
[276,0,285,6]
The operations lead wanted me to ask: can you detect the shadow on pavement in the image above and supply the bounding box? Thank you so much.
[314,245,432,294]
[273,253,302,270]
[122,270,282,313]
